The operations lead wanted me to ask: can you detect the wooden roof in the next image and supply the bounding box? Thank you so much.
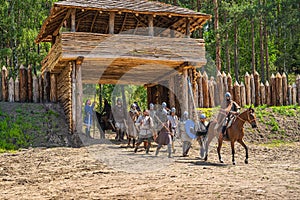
[36,0,211,43]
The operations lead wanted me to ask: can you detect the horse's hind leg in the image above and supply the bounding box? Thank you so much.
[238,139,248,164]
[217,135,224,163]
[231,141,236,165]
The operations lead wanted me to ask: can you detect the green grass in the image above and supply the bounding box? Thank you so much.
[261,140,295,148]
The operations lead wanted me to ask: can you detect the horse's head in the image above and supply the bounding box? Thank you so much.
[247,107,257,128]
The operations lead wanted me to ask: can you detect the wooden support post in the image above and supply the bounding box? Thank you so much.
[148,15,154,37]
[250,74,255,106]
[208,77,215,107]
[240,82,246,107]
[296,75,300,105]
[75,57,84,133]
[38,75,43,102]
[169,75,175,108]
[254,71,261,106]
[233,81,240,106]
[270,74,276,106]
[287,85,292,105]
[185,17,190,38]
[33,75,39,103]
[14,76,19,102]
[227,73,233,96]
[244,72,251,105]
[19,65,28,103]
[2,66,8,101]
[109,12,115,34]
[292,83,297,105]
[260,82,265,105]
[282,72,288,105]
[28,65,33,102]
[43,71,51,103]
[182,68,189,113]
[198,72,203,108]
[216,71,223,106]
[71,9,76,32]
[275,72,283,106]
[265,81,271,106]
[8,77,14,102]
[202,71,209,108]
[50,74,57,102]
[71,61,77,133]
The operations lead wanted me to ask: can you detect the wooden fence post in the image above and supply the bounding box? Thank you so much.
[216,71,223,106]
[198,72,203,108]
[287,85,292,105]
[0,69,2,101]
[282,72,288,105]
[33,75,39,103]
[50,73,57,102]
[250,74,255,106]
[222,71,228,93]
[270,74,276,106]
[240,82,246,107]
[233,81,240,106]
[14,76,20,102]
[209,77,215,107]
[2,66,8,101]
[292,83,297,105]
[254,71,261,106]
[19,65,28,102]
[265,81,271,106]
[38,75,43,102]
[275,72,283,106]
[297,75,300,105]
[43,71,51,103]
[227,73,233,96]
[28,65,33,102]
[8,77,14,102]
[202,71,209,108]
[260,82,265,105]
[244,72,251,105]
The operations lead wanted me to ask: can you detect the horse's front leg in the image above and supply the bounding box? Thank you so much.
[231,141,236,165]
[238,139,248,164]
[217,134,224,163]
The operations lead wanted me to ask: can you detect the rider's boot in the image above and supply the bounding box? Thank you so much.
[222,126,227,138]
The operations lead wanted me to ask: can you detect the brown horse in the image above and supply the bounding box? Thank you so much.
[200,107,257,165]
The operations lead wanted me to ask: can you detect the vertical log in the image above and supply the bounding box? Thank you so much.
[260,82,265,105]
[282,72,288,105]
[14,76,20,102]
[188,69,193,115]
[202,71,209,108]
[296,75,300,105]
[33,75,39,103]
[192,68,198,108]
[71,9,76,32]
[19,65,28,102]
[148,15,154,37]
[240,82,246,107]
[227,73,233,96]
[222,71,228,93]
[216,71,223,106]
[109,12,115,34]
[185,17,190,38]
[182,68,189,113]
[43,71,51,103]
[28,65,33,102]
[233,81,240,106]
[2,66,8,101]
[0,69,2,101]
[38,75,43,102]
[244,72,251,105]
[254,71,261,106]
[265,81,271,106]
[270,74,276,106]
[198,72,203,108]
[8,77,14,102]
[275,72,283,106]
[76,58,83,133]
[287,85,292,105]
[213,79,218,106]
[250,74,255,106]
[208,77,215,107]
[292,83,297,105]
[50,74,57,102]
[147,87,152,106]
[71,61,76,133]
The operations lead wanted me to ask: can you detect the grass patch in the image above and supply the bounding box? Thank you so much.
[260,140,294,148]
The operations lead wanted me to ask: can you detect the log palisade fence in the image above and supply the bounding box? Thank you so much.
[1,65,300,109]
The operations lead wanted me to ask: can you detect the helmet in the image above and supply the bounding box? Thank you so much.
[149,103,154,108]
[183,111,188,116]
[225,92,231,99]
[131,103,136,108]
[200,114,206,119]
[162,102,167,108]
[171,107,176,113]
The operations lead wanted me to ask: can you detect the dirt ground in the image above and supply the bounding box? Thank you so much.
[0,133,299,200]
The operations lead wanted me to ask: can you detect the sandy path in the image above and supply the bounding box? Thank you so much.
[0,139,299,200]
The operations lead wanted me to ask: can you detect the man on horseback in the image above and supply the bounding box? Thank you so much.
[221,92,240,138]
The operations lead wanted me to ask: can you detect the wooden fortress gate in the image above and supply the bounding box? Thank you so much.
[36,0,211,134]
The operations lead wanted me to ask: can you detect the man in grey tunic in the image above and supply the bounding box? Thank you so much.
[112,98,126,141]
[178,111,192,157]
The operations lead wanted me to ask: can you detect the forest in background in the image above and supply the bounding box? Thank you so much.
[0,0,299,84]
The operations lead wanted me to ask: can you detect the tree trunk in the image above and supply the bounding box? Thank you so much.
[224,11,230,73]
[251,18,256,75]
[259,2,265,83]
[213,0,221,71]
[234,20,239,82]
[263,12,270,81]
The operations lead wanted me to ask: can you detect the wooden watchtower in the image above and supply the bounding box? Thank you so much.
[36,0,211,134]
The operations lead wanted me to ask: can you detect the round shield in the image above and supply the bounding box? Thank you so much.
[185,119,197,139]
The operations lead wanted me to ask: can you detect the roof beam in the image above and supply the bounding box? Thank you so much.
[90,11,98,32]
[53,9,72,36]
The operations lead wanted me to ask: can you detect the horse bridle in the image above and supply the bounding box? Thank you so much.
[237,110,256,123]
